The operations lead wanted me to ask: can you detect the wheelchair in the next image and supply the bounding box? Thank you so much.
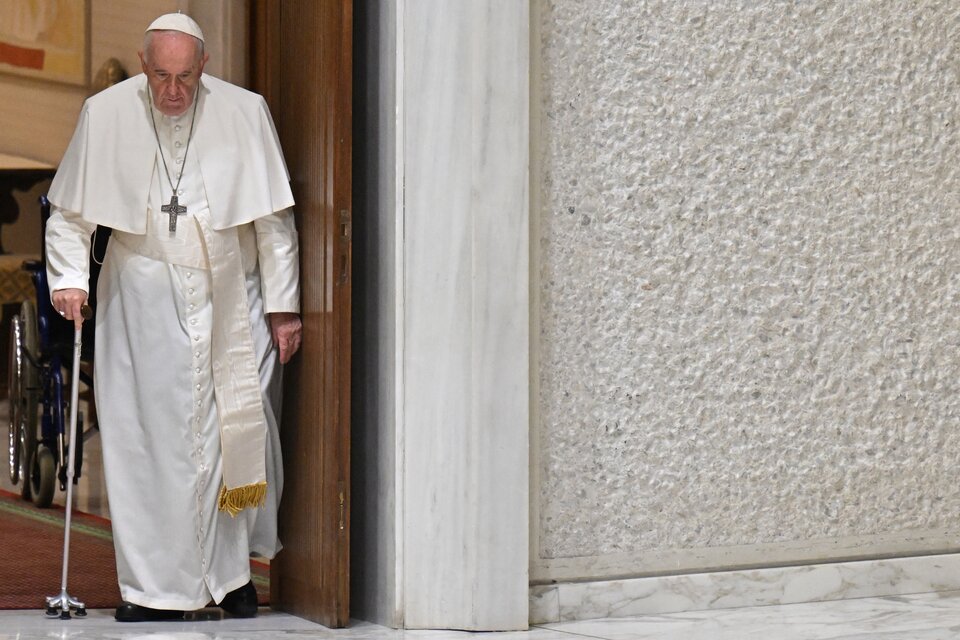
[7,195,106,508]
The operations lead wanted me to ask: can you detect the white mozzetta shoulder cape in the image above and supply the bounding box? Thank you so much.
[49,73,294,232]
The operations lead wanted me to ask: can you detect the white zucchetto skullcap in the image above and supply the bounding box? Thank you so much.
[145,12,204,43]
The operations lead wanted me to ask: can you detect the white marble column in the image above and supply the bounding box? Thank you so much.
[352,0,530,631]
[401,0,529,630]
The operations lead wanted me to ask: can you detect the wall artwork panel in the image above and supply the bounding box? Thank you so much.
[0,0,88,85]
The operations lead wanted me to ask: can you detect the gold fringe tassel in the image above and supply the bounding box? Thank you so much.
[217,482,268,517]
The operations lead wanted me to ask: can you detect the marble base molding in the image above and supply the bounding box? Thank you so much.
[530,553,960,624]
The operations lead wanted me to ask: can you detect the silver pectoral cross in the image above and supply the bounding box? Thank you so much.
[161,194,187,232]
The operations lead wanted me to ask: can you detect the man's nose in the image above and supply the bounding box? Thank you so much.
[162,76,185,92]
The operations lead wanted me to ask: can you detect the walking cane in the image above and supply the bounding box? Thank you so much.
[45,304,93,619]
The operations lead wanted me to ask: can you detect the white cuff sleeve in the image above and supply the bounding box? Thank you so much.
[45,205,96,296]
[254,207,301,314]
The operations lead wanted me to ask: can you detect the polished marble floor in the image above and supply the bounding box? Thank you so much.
[4,589,960,639]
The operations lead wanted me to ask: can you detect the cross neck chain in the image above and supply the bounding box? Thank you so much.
[148,86,200,232]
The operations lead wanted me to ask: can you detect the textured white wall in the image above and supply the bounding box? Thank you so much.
[534,0,960,581]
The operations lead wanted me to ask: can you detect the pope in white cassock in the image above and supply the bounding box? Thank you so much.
[44,13,302,622]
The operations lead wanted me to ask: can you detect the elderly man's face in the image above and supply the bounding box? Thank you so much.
[139,31,208,116]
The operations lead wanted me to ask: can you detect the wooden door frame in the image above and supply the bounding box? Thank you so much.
[249,0,353,627]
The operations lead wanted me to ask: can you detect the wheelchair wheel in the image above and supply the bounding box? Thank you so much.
[29,444,55,508]
[7,301,39,498]
[7,313,23,484]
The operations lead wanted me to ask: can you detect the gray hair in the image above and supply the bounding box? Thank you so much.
[142,30,204,64]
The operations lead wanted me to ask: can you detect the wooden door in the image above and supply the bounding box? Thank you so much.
[250,0,352,628]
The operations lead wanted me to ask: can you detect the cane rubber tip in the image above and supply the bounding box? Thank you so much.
[60,611,71,620]
[45,607,58,617]
[75,607,87,617]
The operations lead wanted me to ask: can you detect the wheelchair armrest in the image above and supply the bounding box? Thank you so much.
[21,259,42,272]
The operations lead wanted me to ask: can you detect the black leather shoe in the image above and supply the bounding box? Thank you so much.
[218,580,258,618]
[114,602,184,622]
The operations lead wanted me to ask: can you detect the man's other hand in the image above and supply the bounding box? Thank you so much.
[268,312,302,364]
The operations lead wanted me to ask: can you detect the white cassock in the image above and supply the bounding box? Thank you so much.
[45,74,299,610]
